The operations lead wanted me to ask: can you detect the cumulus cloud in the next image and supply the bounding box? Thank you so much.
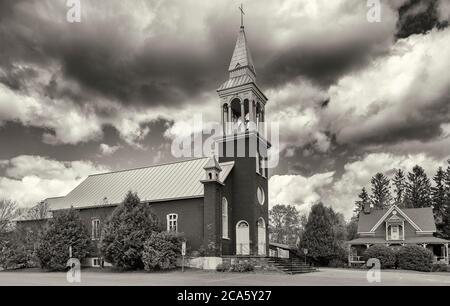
[99,143,121,156]
[324,28,450,146]
[269,172,335,215]
[0,155,108,207]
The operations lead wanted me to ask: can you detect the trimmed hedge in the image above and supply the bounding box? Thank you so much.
[397,245,433,272]
[363,245,396,269]
[216,261,254,272]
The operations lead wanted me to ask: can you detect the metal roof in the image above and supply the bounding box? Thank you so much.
[217,74,254,91]
[228,27,255,74]
[50,158,234,211]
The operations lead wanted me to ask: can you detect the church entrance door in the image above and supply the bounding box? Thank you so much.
[236,221,250,255]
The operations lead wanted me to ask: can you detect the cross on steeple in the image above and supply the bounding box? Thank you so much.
[239,3,245,28]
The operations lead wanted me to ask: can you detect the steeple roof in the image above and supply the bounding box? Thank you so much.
[228,27,256,75]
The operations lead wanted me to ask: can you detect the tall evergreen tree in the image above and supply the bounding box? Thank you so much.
[405,165,432,208]
[393,169,406,207]
[299,202,343,266]
[442,161,450,239]
[370,173,392,209]
[432,167,446,237]
[100,191,161,270]
[354,187,370,218]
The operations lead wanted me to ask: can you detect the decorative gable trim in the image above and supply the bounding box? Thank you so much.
[370,205,422,232]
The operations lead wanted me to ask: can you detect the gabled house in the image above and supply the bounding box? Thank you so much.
[347,204,449,265]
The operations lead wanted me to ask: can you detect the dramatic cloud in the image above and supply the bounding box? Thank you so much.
[1,0,449,213]
[0,155,108,207]
[325,28,450,146]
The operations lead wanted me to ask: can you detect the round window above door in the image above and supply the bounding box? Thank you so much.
[257,186,265,205]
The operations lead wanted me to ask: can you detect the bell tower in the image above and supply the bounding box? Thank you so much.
[215,9,270,256]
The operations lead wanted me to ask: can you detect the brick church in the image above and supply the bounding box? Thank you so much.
[17,21,271,269]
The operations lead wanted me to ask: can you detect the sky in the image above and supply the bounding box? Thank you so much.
[1,0,450,218]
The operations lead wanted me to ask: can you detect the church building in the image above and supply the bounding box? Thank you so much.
[17,20,271,269]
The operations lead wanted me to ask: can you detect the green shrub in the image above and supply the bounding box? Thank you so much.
[36,209,92,271]
[142,232,183,271]
[431,262,449,272]
[231,261,254,272]
[363,245,396,269]
[328,259,346,268]
[216,262,231,272]
[397,245,433,272]
[100,191,161,270]
[0,239,29,270]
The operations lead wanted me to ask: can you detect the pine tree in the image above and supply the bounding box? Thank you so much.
[370,173,392,209]
[432,167,446,237]
[405,165,432,208]
[299,202,343,266]
[354,187,370,218]
[100,191,161,270]
[442,161,450,239]
[36,209,92,271]
[393,169,406,207]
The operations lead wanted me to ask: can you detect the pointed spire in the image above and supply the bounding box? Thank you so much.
[204,151,222,172]
[228,26,256,77]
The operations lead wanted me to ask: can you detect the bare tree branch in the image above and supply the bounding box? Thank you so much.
[0,199,18,233]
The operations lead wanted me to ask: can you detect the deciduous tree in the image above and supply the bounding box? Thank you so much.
[269,204,303,245]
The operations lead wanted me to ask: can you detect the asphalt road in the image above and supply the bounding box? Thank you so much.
[0,268,449,286]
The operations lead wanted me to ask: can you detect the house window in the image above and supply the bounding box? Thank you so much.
[92,219,100,240]
[222,198,229,238]
[92,258,101,267]
[167,213,178,232]
[391,225,399,240]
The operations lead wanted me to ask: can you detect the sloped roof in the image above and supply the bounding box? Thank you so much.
[228,27,255,74]
[347,236,450,245]
[217,74,254,91]
[358,207,436,233]
[50,158,234,211]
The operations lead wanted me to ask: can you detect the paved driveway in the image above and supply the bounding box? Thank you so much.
[0,268,449,286]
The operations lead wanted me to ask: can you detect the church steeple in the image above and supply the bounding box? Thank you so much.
[228,26,256,79]
[217,16,267,137]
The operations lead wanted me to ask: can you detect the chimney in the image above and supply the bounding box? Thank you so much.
[363,202,371,214]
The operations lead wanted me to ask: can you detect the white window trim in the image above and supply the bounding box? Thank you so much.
[222,197,229,239]
[167,213,178,232]
[91,218,100,241]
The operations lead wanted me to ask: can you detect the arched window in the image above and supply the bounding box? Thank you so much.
[257,218,266,256]
[222,197,229,238]
[167,213,178,232]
